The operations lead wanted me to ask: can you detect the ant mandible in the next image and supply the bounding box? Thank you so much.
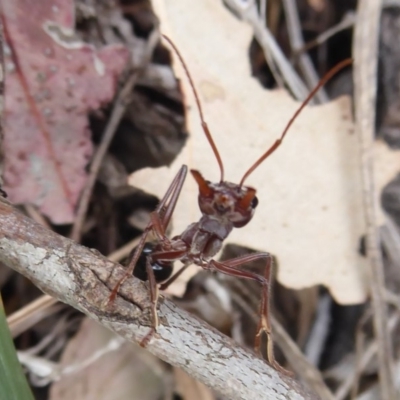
[110,34,351,374]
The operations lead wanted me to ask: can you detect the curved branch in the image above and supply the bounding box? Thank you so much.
[0,199,316,400]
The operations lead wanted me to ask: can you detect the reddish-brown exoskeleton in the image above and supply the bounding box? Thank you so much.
[110,34,351,374]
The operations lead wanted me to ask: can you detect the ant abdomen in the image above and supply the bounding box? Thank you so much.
[131,242,174,283]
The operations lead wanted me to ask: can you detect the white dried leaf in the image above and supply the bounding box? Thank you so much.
[131,0,399,304]
[50,319,166,400]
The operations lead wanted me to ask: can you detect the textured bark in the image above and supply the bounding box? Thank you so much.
[0,198,317,400]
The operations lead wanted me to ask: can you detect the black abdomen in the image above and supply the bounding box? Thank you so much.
[132,242,174,283]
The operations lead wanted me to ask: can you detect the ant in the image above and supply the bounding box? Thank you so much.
[110,34,351,374]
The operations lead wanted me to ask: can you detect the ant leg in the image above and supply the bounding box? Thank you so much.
[139,253,189,348]
[158,165,189,231]
[128,164,188,271]
[108,165,188,302]
[209,254,291,375]
[138,256,160,348]
[159,264,190,291]
[146,256,160,329]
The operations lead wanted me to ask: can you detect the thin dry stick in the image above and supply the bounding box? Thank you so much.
[70,29,159,243]
[258,0,286,89]
[23,204,51,229]
[225,0,310,101]
[281,0,328,103]
[271,315,335,400]
[7,295,62,338]
[352,308,373,399]
[260,0,267,25]
[381,218,400,266]
[334,313,400,400]
[104,236,141,264]
[0,199,316,400]
[70,72,137,242]
[384,290,400,311]
[296,12,356,56]
[353,1,396,399]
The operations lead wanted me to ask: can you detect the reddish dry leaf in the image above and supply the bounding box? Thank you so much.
[2,0,129,223]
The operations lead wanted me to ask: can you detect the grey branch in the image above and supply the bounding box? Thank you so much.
[0,199,317,400]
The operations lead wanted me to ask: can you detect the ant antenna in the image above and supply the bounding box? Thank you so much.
[239,58,353,187]
[162,34,225,182]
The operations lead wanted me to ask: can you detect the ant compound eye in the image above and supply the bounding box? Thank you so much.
[238,187,257,210]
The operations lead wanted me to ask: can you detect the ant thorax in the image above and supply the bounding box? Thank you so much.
[180,217,231,259]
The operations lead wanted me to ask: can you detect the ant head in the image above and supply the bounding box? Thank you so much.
[191,170,258,228]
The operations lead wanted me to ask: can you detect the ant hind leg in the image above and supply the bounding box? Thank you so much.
[209,254,292,375]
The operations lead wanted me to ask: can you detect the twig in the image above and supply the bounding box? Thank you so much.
[281,0,328,103]
[70,72,136,242]
[333,313,400,400]
[381,218,400,266]
[352,308,373,399]
[257,0,286,88]
[272,315,334,400]
[70,29,159,242]
[7,295,61,338]
[260,0,267,26]
[303,294,331,366]
[295,12,356,57]
[384,290,400,311]
[0,199,317,400]
[23,205,51,229]
[106,236,141,263]
[224,0,310,101]
[353,1,396,399]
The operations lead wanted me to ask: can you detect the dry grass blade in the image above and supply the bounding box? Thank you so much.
[353,1,397,399]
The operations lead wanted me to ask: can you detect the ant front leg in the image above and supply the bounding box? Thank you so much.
[138,255,160,348]
[108,165,188,302]
[209,253,291,375]
[139,246,188,348]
